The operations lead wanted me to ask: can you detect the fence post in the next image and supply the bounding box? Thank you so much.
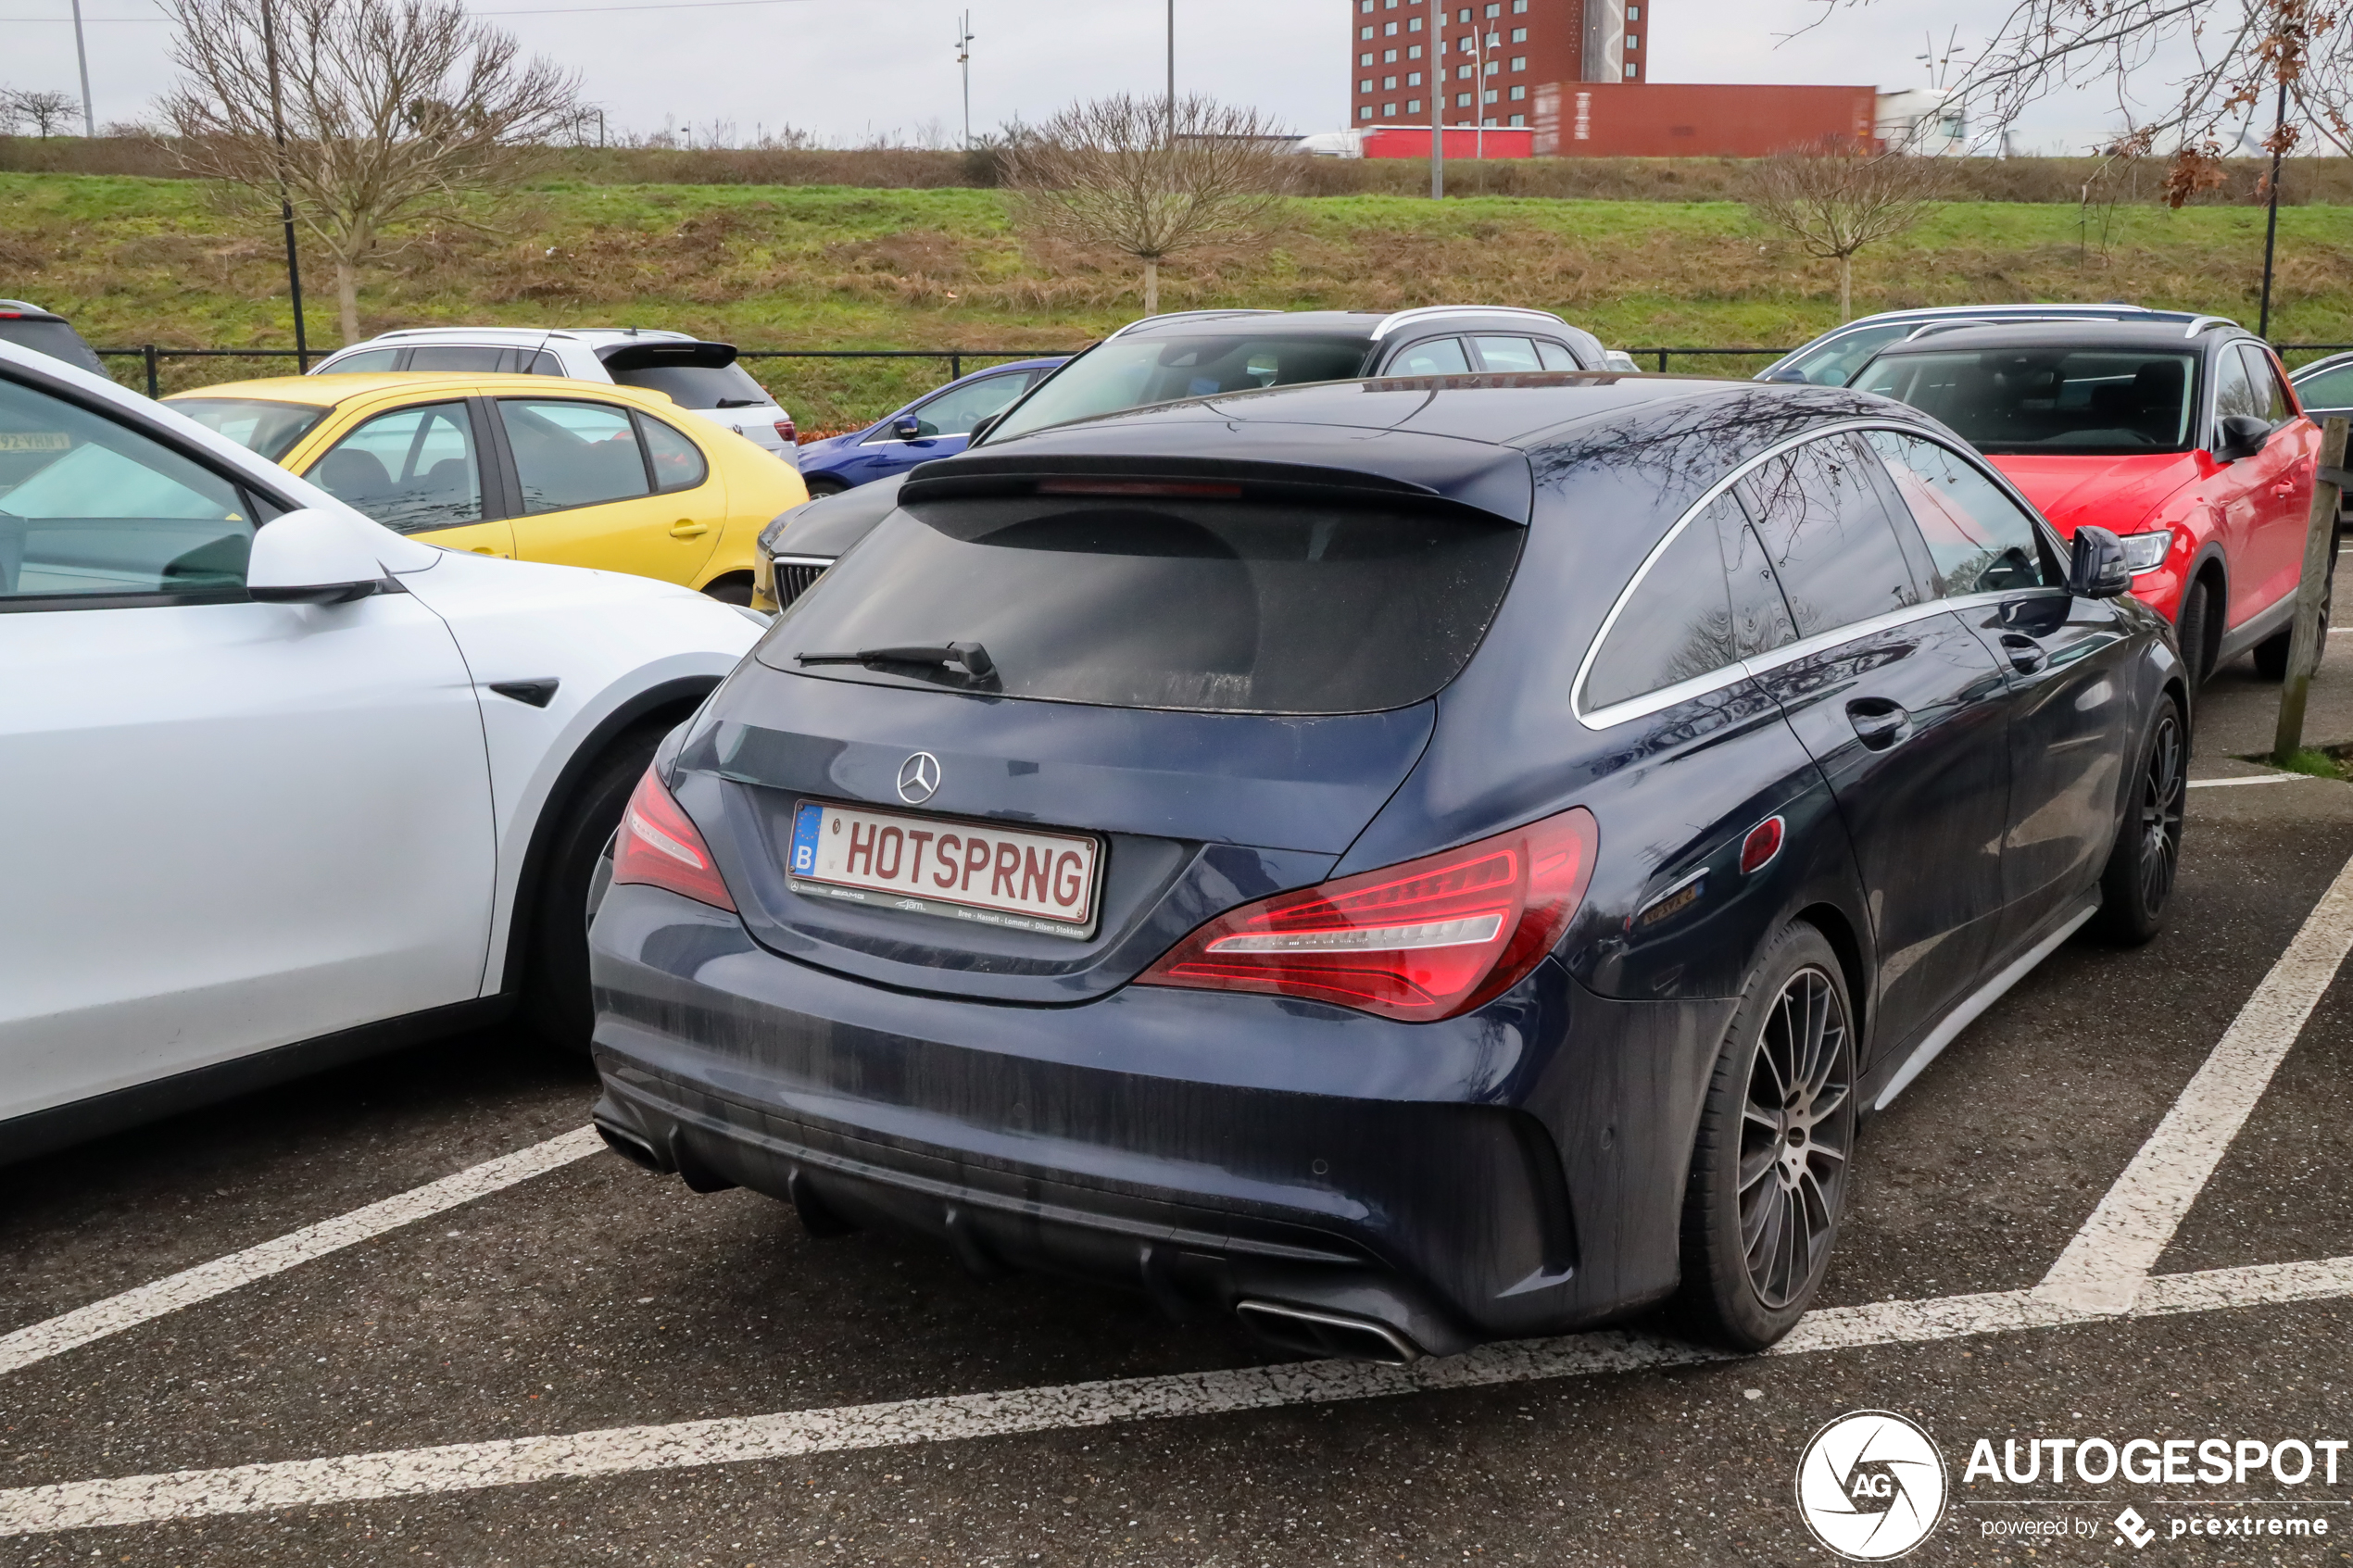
[1656,349,1668,373]
[144,345,159,400]
[950,353,962,381]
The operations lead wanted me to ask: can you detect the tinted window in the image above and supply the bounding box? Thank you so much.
[0,375,252,601]
[989,334,1373,443]
[170,397,330,462]
[321,348,400,373]
[526,351,565,376]
[0,318,107,375]
[2239,345,2294,425]
[1583,496,1738,709]
[637,412,708,495]
[1864,431,2052,596]
[500,399,650,513]
[1741,434,1921,638]
[606,361,771,408]
[2296,360,2353,410]
[1781,323,1911,387]
[770,496,1523,715]
[893,373,1029,440]
[1390,337,1471,376]
[1719,495,1798,657]
[1535,340,1579,371]
[1856,349,2198,454]
[310,400,483,534]
[2213,345,2265,427]
[1473,336,1543,372]
[405,345,507,372]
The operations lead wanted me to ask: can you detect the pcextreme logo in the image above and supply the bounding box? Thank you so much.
[1796,1411,1952,1561]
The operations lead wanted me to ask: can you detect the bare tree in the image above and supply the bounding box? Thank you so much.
[1000,94,1297,315]
[13,89,82,139]
[1740,146,1947,321]
[159,0,580,343]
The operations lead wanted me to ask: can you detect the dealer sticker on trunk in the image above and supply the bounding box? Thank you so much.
[786,799,1101,939]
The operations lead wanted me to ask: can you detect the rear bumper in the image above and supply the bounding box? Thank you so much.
[590,884,1730,1353]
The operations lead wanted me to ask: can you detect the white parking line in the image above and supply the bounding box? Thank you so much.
[2185,774,2300,789]
[2034,846,2353,1314]
[0,1128,601,1380]
[1,1252,2346,1537]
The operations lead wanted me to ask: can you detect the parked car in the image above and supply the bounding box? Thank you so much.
[1853,319,2323,683]
[797,358,1068,495]
[2290,350,2353,528]
[587,372,2185,1358]
[308,327,799,467]
[167,370,806,605]
[749,307,1615,611]
[0,299,107,376]
[0,338,764,1163]
[1757,304,2208,390]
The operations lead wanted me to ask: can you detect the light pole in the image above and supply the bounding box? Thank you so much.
[258,0,309,367]
[955,11,974,149]
[69,0,95,137]
[1430,0,1444,198]
[1165,0,1175,144]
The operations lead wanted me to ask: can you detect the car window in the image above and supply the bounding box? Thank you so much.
[1583,495,1739,709]
[500,398,651,513]
[526,351,565,376]
[403,345,507,372]
[2239,345,2295,425]
[1739,433,1923,638]
[1390,337,1472,376]
[169,397,330,463]
[1473,336,1543,373]
[2296,360,2353,410]
[0,318,107,375]
[1856,349,2198,455]
[1862,430,2053,596]
[1783,323,1913,387]
[1535,340,1579,371]
[897,373,1031,440]
[309,400,484,535]
[2212,345,2266,429]
[606,361,771,408]
[988,334,1373,444]
[321,348,400,374]
[636,412,708,495]
[0,374,253,602]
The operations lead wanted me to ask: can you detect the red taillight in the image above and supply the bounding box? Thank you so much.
[1139,807,1597,1022]
[774,418,798,445]
[1740,815,1784,875]
[609,768,736,912]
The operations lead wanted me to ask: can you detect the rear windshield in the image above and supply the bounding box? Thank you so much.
[0,319,107,376]
[1856,349,2199,455]
[988,335,1374,443]
[765,495,1523,715]
[607,361,772,408]
[170,397,330,462]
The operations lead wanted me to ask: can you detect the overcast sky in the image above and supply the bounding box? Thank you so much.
[4,0,2222,157]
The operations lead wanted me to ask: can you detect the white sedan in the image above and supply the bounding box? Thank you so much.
[0,339,762,1161]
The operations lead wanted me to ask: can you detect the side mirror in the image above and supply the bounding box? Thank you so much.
[892,416,925,442]
[246,508,385,605]
[1755,366,1811,385]
[2067,524,2132,600]
[2214,413,2272,462]
[967,411,1005,446]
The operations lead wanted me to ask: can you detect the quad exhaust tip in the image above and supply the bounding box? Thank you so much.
[1235,1300,1423,1366]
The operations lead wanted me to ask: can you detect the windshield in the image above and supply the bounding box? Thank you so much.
[988,334,1373,443]
[763,494,1522,715]
[169,398,331,462]
[607,361,773,408]
[1855,349,2200,455]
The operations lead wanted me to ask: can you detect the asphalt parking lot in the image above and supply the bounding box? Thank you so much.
[10,574,2353,1567]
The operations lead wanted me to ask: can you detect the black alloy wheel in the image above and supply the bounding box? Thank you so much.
[1679,922,1857,1349]
[2093,696,2186,944]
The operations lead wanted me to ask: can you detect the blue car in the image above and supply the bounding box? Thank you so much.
[796,358,1067,495]
[588,373,2183,1358]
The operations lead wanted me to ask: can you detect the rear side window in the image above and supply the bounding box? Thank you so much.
[1583,493,1755,710]
[894,373,1029,439]
[637,413,708,494]
[1390,338,1470,376]
[1862,430,2052,596]
[500,399,651,513]
[2297,361,2353,409]
[1781,323,1911,387]
[772,495,1524,715]
[607,361,771,408]
[322,348,399,373]
[1535,340,1579,371]
[0,319,107,376]
[1473,336,1543,372]
[0,375,253,602]
[406,345,507,372]
[1740,434,1922,638]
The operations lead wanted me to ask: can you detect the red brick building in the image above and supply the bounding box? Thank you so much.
[1348,0,1647,132]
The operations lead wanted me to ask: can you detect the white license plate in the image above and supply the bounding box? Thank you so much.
[786,799,1102,939]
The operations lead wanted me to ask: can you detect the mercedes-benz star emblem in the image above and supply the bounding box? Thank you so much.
[897,751,942,805]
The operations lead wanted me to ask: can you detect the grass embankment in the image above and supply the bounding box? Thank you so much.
[7,172,2353,432]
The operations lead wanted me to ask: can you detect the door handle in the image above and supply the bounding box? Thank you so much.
[669,519,710,539]
[469,546,510,558]
[2272,481,2299,499]
[1845,697,1910,750]
[1999,632,2048,674]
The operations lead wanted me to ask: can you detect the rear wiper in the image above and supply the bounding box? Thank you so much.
[712,397,768,408]
[797,641,996,678]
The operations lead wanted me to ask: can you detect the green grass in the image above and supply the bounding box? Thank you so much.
[10,172,2353,431]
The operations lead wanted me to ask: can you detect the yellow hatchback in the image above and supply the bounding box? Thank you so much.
[168,372,808,602]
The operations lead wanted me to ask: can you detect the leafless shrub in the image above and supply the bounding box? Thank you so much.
[158,0,581,343]
[1739,145,1948,320]
[11,89,82,139]
[1000,94,1297,315]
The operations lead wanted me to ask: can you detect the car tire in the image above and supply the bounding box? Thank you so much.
[2091,695,2186,946]
[522,724,667,1054]
[2176,579,2212,687]
[1675,921,1857,1351]
[699,576,755,608]
[2253,571,2330,680]
[803,476,849,498]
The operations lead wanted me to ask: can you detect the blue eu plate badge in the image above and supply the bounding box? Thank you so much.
[789,802,823,876]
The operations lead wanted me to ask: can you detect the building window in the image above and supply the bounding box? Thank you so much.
[1407,44,1421,57]
[1624,61,1638,77]
[1484,2,1500,15]
[1360,79,1374,93]
[1626,33,1638,49]
[1454,91,1472,107]
[1626,3,1639,16]
[1482,86,1499,104]
[1508,112,1526,125]
[1359,106,1375,119]
[1509,83,1526,99]
[1485,31,1499,45]
[1360,25,1373,38]
[1358,0,1371,8]
[1512,0,1529,10]
[1406,97,1421,113]
[1359,51,1373,65]
[1384,48,1397,60]
[1509,55,1526,70]
[1407,15,1421,30]
[1384,75,1397,88]
[1456,6,1471,19]
[1383,102,1398,116]
[1383,20,1397,34]
[1407,71,1422,86]
[1510,27,1527,41]
[1484,58,1500,75]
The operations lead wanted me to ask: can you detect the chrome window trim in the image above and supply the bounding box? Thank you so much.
[1571,417,2070,731]
[1370,305,1567,342]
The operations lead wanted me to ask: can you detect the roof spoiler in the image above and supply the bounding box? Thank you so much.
[900,451,1532,525]
[595,339,737,372]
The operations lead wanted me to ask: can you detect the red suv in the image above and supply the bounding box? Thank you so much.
[1856,320,2322,684]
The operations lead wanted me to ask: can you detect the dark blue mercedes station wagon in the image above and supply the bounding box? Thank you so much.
[587,373,2186,1359]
